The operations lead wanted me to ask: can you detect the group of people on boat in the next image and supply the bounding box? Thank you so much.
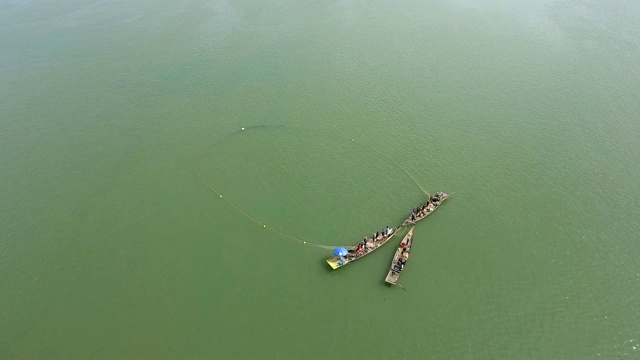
[373,226,393,241]
[408,192,445,222]
[393,247,409,273]
[346,226,395,259]
[409,201,433,221]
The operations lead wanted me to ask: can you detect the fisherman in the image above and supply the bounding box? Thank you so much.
[386,226,391,234]
[411,213,416,221]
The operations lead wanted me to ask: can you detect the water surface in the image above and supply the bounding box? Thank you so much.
[1,0,639,358]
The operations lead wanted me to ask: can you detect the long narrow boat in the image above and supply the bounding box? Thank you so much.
[385,226,415,285]
[326,227,399,269]
[402,191,449,227]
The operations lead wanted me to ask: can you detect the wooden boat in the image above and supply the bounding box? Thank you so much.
[385,227,415,285]
[402,191,449,227]
[326,227,399,269]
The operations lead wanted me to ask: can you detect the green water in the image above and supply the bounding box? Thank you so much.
[1,0,639,358]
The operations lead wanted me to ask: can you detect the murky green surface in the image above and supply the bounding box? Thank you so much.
[1,0,639,358]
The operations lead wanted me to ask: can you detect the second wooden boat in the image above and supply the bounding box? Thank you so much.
[385,226,415,285]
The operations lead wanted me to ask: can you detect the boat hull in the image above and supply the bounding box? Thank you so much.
[385,227,415,285]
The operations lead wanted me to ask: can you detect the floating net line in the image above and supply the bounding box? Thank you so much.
[194,124,430,251]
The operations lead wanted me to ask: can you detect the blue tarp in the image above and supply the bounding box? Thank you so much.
[333,247,348,257]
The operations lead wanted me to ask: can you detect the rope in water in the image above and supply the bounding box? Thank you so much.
[194,124,430,251]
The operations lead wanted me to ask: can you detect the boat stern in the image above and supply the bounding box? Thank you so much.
[326,257,343,270]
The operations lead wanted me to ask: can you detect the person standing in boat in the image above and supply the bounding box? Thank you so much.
[399,248,408,270]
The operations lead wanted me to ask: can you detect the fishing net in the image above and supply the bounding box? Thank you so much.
[195,125,429,250]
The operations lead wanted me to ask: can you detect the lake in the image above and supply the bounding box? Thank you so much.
[1,0,639,358]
